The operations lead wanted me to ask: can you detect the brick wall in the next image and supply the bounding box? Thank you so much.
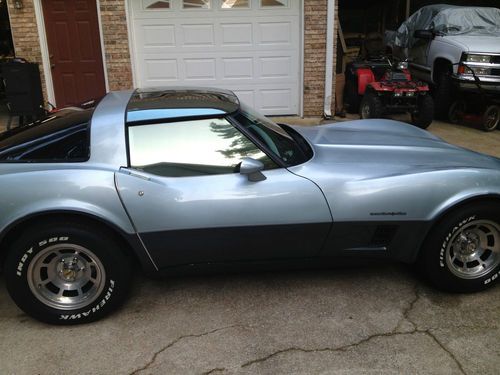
[99,0,133,91]
[7,0,134,104]
[8,0,337,117]
[7,0,47,101]
[303,0,338,117]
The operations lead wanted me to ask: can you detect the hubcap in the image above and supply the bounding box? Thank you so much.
[484,107,499,130]
[361,104,370,119]
[446,220,500,279]
[27,244,106,310]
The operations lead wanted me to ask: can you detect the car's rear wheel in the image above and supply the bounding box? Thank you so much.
[419,202,500,292]
[4,222,132,324]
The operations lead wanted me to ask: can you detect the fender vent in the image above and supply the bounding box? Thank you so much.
[370,225,398,247]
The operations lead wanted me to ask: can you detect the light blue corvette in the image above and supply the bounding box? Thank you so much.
[1,87,499,324]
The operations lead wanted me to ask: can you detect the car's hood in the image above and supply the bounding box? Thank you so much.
[442,35,500,54]
[291,120,500,175]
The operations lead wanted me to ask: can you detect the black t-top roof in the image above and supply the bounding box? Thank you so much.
[126,87,240,124]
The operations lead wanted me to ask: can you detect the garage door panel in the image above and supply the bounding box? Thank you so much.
[258,21,292,45]
[144,59,179,81]
[183,58,216,80]
[130,0,300,115]
[259,88,293,113]
[232,89,255,107]
[181,24,215,46]
[139,55,298,91]
[220,23,253,46]
[222,57,253,79]
[141,24,176,47]
[260,56,291,78]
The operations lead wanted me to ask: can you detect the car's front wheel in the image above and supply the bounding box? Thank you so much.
[419,202,500,292]
[4,221,132,324]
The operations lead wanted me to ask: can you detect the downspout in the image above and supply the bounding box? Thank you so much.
[323,0,336,119]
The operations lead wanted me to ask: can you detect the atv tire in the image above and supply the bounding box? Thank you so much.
[344,78,361,114]
[360,92,384,119]
[412,95,434,129]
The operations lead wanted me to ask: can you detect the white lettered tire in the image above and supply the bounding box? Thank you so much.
[5,221,132,324]
[420,202,500,292]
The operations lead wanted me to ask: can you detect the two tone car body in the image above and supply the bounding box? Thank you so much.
[1,88,500,275]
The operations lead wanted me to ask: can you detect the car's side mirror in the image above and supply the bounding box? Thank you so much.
[414,30,434,40]
[240,157,266,182]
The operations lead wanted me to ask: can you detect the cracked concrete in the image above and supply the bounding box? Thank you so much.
[1,265,498,374]
[0,121,499,374]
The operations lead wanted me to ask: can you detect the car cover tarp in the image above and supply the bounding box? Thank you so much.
[392,4,500,48]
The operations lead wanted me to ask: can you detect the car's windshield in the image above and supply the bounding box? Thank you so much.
[232,104,312,167]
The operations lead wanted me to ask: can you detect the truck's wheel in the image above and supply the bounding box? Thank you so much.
[412,95,434,129]
[483,105,500,132]
[419,202,500,293]
[4,222,132,325]
[433,73,453,120]
[360,93,384,119]
[448,100,467,125]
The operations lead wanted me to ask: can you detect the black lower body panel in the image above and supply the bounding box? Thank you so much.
[140,223,331,269]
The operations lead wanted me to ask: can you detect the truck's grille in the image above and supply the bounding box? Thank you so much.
[492,56,500,64]
[492,69,500,76]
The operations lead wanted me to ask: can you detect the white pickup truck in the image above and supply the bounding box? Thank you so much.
[390,5,500,119]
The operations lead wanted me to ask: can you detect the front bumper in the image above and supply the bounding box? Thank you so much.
[452,74,500,94]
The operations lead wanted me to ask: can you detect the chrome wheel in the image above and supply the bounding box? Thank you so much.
[483,105,500,132]
[446,220,500,279]
[361,103,370,119]
[27,244,106,310]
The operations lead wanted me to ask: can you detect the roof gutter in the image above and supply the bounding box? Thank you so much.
[323,0,336,119]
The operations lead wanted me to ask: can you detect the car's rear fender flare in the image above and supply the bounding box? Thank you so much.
[0,210,158,274]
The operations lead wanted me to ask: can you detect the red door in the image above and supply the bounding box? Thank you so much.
[42,0,106,107]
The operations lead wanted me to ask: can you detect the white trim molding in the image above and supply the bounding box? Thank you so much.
[323,0,336,119]
[33,0,56,106]
[33,0,109,107]
[96,0,110,92]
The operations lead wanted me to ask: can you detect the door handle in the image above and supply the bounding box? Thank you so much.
[119,167,151,181]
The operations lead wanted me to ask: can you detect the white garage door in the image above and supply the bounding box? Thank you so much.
[129,0,301,115]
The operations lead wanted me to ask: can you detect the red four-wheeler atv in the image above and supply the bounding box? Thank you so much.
[344,33,434,129]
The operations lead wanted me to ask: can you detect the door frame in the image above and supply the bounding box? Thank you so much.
[125,0,305,117]
[33,0,109,107]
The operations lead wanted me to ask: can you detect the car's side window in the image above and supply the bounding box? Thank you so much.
[0,108,92,163]
[128,117,278,177]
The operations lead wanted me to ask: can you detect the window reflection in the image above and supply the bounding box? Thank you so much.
[128,118,275,177]
[221,0,249,8]
[144,0,170,9]
[183,0,210,9]
[261,0,287,7]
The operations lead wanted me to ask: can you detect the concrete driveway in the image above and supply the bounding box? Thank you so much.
[0,120,499,374]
